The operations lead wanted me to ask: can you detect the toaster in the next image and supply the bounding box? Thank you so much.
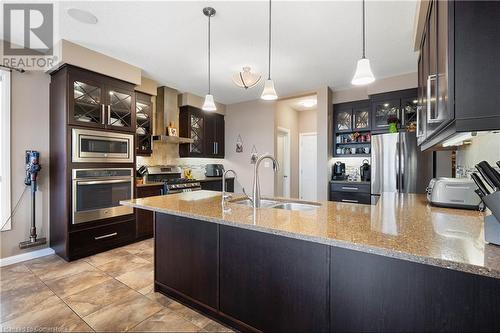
[426,178,480,210]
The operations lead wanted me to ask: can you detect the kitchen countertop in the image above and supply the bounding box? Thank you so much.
[136,177,234,188]
[330,180,370,185]
[120,191,500,279]
[136,182,164,188]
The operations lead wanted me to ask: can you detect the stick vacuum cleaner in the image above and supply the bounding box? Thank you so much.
[19,150,47,249]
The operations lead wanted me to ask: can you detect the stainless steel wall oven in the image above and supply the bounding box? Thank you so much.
[72,168,134,224]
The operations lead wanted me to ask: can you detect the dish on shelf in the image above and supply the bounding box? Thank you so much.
[136,127,146,135]
[136,113,148,120]
[76,115,92,122]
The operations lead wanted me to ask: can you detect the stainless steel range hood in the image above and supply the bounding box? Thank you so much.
[152,86,193,143]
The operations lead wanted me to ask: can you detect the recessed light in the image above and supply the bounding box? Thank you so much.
[67,8,98,24]
[300,99,317,108]
[383,103,389,107]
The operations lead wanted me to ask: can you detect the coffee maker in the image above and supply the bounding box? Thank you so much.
[332,162,347,180]
[360,159,371,182]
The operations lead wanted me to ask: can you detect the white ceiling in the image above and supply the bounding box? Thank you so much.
[57,1,418,105]
[281,94,318,112]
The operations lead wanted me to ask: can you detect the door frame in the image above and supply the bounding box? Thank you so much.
[276,127,291,198]
[299,132,317,200]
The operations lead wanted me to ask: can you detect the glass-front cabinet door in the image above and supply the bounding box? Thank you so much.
[70,79,105,128]
[135,93,152,155]
[353,106,370,131]
[371,99,401,131]
[189,110,205,156]
[402,97,419,128]
[107,88,134,131]
[335,108,352,132]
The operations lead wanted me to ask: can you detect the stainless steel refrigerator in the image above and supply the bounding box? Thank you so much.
[371,132,433,195]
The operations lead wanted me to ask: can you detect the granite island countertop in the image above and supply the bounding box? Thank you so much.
[121,191,500,279]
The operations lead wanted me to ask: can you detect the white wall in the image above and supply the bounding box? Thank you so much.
[299,109,317,134]
[456,132,500,177]
[225,100,276,196]
[1,71,50,259]
[275,101,299,198]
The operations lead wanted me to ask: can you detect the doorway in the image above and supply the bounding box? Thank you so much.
[276,127,290,198]
[299,132,317,201]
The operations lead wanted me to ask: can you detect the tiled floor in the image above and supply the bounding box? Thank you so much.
[0,239,234,332]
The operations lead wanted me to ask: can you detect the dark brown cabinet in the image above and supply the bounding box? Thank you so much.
[136,184,163,239]
[68,66,135,132]
[370,89,418,132]
[200,178,234,192]
[179,106,206,157]
[329,181,371,205]
[204,112,225,158]
[417,1,500,149]
[135,92,153,156]
[179,106,225,158]
[333,100,372,158]
[155,214,218,309]
[220,225,330,332]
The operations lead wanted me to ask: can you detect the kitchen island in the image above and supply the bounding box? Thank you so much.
[121,191,500,332]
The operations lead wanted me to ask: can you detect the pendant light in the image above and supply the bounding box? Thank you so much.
[261,0,278,100]
[351,0,375,86]
[202,7,217,111]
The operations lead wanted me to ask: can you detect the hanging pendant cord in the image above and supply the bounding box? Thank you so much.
[208,15,211,94]
[362,0,366,59]
[267,0,272,80]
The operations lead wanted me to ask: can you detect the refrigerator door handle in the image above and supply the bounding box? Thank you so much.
[395,141,399,191]
[400,134,405,192]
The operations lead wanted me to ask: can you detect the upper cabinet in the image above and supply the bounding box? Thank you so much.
[68,66,136,132]
[205,112,225,158]
[370,89,418,133]
[179,106,225,158]
[136,92,153,156]
[417,0,500,149]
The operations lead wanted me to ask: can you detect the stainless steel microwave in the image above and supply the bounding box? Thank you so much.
[72,128,134,163]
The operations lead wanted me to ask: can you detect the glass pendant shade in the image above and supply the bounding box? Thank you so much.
[261,79,278,101]
[202,94,217,111]
[351,58,375,86]
[232,67,261,89]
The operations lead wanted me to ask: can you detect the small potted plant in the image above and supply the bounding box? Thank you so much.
[387,116,399,133]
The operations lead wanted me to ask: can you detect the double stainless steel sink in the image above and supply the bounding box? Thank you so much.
[230,198,321,211]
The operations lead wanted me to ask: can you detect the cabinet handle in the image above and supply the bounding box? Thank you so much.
[342,186,358,191]
[213,142,216,154]
[107,105,111,125]
[341,199,359,203]
[426,74,438,123]
[215,142,218,155]
[94,232,117,240]
[101,104,105,124]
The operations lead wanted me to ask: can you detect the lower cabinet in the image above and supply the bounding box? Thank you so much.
[331,247,500,332]
[136,185,163,239]
[200,178,234,192]
[329,181,371,204]
[219,225,330,332]
[155,214,218,309]
[68,219,136,259]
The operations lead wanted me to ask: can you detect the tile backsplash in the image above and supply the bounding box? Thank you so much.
[136,142,225,178]
[455,131,500,178]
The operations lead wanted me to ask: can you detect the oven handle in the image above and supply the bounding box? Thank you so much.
[75,179,132,185]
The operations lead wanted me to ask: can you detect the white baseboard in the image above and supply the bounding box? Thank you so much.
[0,247,55,267]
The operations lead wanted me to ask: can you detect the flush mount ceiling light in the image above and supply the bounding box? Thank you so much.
[67,8,98,24]
[351,0,375,86]
[261,0,278,101]
[232,67,261,89]
[202,7,217,112]
[300,99,317,108]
